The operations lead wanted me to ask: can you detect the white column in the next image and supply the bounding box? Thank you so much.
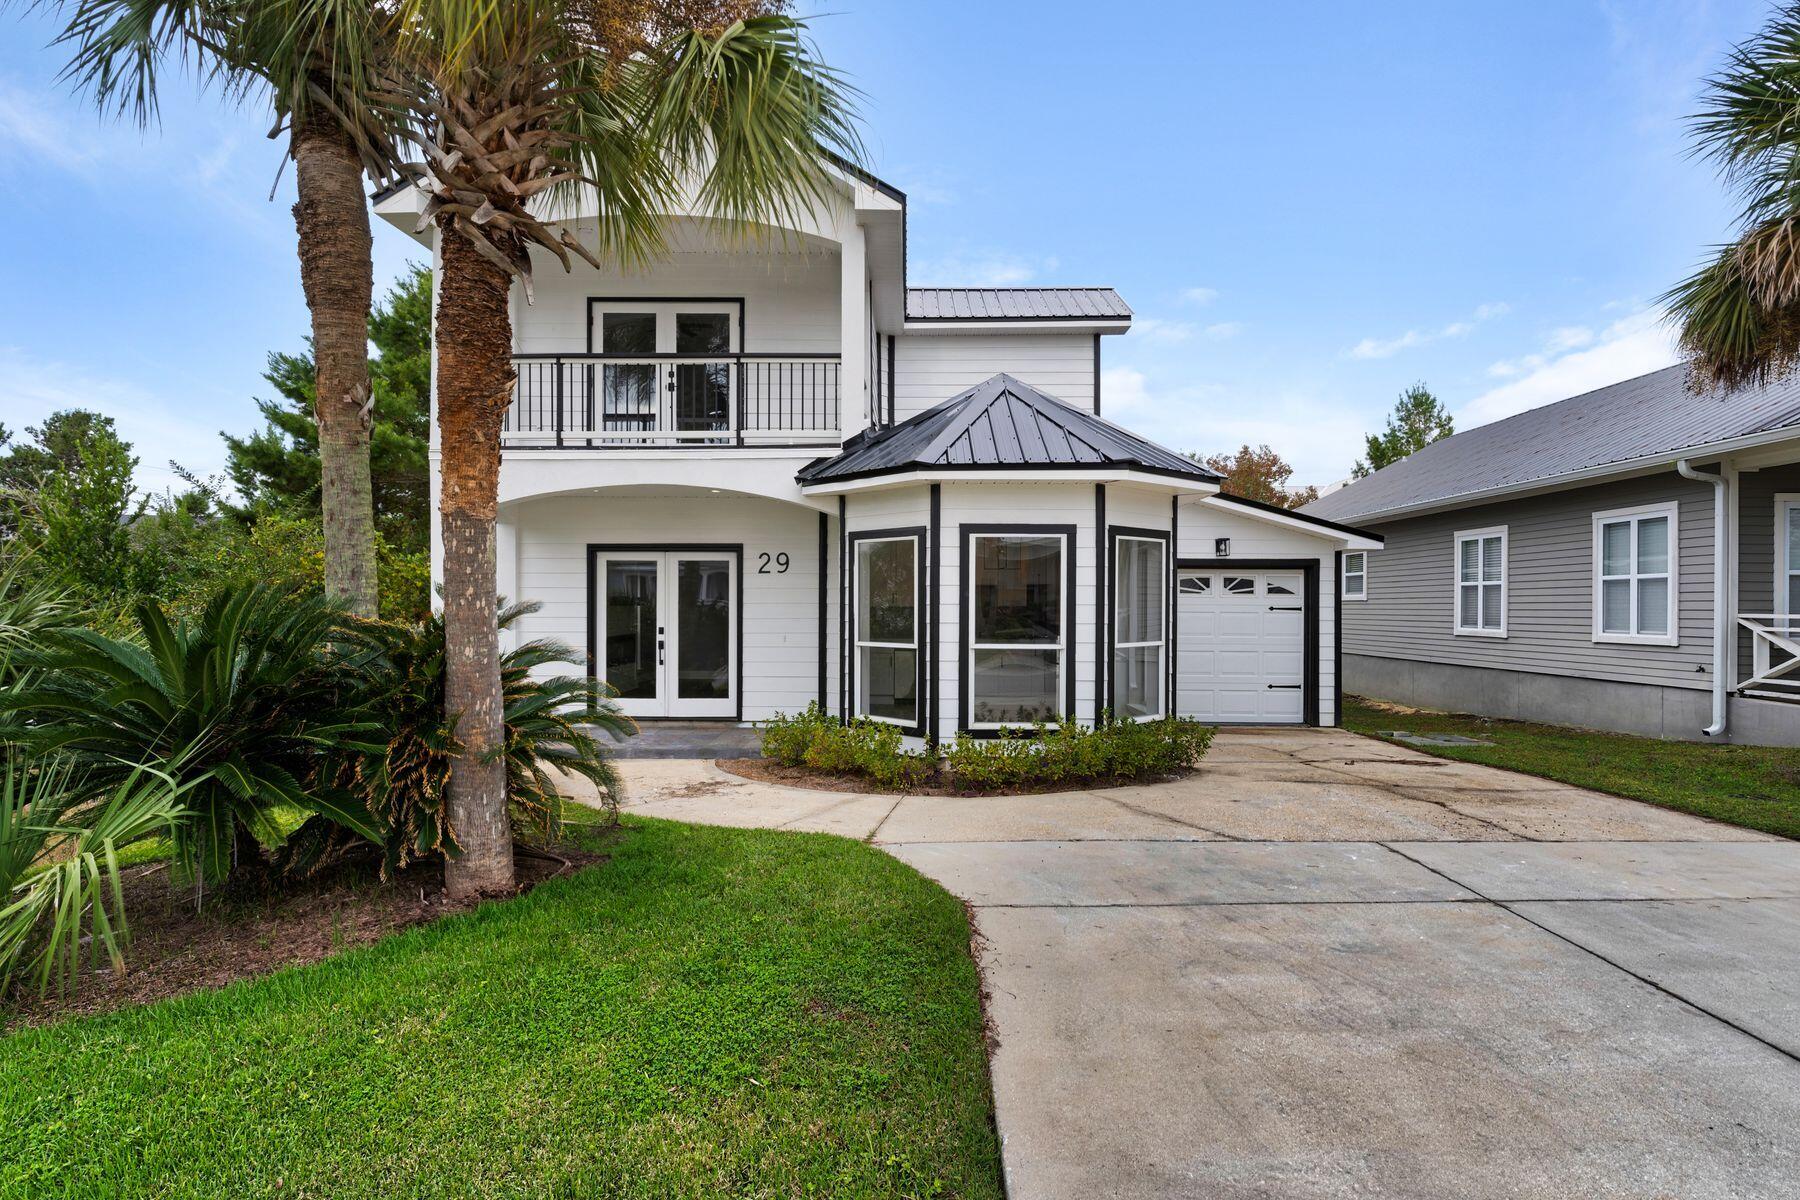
[839,221,869,437]
[495,513,519,651]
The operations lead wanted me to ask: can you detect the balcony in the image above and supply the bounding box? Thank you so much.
[503,353,842,448]
[1738,614,1800,702]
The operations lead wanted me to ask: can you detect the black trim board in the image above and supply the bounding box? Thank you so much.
[1209,491,1385,543]
[1093,333,1102,417]
[928,485,942,750]
[885,335,896,427]
[1106,524,1174,722]
[1333,550,1344,727]
[1093,486,1106,722]
[957,523,1080,735]
[1169,495,1179,718]
[586,543,746,723]
[817,513,829,711]
[837,496,847,721]
[846,526,930,739]
[1175,558,1321,728]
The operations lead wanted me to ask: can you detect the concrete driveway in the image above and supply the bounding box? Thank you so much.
[612,728,1800,1200]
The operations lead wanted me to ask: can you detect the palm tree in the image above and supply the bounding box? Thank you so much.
[48,0,395,616]
[380,1,859,895]
[1667,7,1800,392]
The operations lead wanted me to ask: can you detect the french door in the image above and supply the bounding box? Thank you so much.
[591,302,739,438]
[595,550,737,718]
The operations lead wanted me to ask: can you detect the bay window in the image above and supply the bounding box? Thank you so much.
[1592,503,1677,646]
[968,531,1067,727]
[1111,533,1168,720]
[854,533,921,726]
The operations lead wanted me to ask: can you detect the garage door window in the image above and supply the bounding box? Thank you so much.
[970,533,1065,726]
[1112,535,1168,720]
[854,534,920,725]
[1454,527,1507,638]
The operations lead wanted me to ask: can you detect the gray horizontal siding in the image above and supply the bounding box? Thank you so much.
[1346,472,1715,691]
[1738,461,1800,683]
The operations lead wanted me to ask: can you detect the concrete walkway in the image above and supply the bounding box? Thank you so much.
[605,728,1800,1200]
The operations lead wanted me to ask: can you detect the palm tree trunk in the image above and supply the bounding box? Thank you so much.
[291,107,379,618]
[436,230,515,898]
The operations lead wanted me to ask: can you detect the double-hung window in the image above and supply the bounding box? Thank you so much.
[854,534,921,726]
[1111,534,1168,720]
[969,532,1066,726]
[1342,551,1367,601]
[1454,527,1506,637]
[1592,503,1677,646]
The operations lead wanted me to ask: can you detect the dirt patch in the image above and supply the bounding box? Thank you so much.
[5,837,611,1030]
[715,757,1192,797]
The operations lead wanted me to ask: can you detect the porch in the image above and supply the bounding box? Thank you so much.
[1733,456,1800,707]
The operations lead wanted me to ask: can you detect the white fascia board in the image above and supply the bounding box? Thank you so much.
[1200,495,1384,550]
[800,469,1220,497]
[1332,426,1800,526]
[901,319,1132,335]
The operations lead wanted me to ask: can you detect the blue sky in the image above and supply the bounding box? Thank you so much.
[0,0,1771,492]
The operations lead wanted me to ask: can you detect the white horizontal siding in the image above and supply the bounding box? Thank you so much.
[507,493,827,721]
[514,250,841,356]
[893,333,1096,421]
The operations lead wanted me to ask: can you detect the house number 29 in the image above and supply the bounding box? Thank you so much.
[758,552,790,574]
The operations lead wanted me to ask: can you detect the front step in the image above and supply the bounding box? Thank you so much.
[598,720,763,760]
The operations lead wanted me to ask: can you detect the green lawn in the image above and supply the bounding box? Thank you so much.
[1344,697,1800,839]
[0,817,1002,1199]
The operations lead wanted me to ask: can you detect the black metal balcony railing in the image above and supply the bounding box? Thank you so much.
[503,353,841,447]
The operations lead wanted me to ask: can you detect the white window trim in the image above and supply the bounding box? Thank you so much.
[852,534,920,728]
[968,532,1067,730]
[1342,551,1368,601]
[1591,501,1680,647]
[1112,534,1168,723]
[1453,526,1508,638]
[1777,493,1800,624]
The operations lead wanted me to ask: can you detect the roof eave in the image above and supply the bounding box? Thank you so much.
[1203,494,1384,549]
[799,466,1221,496]
[901,318,1133,335]
[1315,425,1800,526]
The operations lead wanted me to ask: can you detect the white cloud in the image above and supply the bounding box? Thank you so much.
[0,80,98,176]
[1131,317,1197,344]
[1181,287,1219,305]
[1203,321,1243,340]
[1460,308,1679,427]
[1099,366,1362,489]
[1350,301,1509,360]
[910,246,1059,286]
[0,347,230,494]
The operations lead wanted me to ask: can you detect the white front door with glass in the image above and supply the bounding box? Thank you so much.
[595,551,736,718]
[592,302,738,440]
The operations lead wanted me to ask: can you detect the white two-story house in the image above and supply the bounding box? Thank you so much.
[376,159,1380,745]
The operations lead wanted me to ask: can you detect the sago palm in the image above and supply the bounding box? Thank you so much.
[1666,6,1800,391]
[376,1,859,896]
[44,0,400,615]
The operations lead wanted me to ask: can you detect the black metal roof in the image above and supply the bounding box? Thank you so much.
[1304,364,1800,524]
[905,288,1132,321]
[797,374,1219,486]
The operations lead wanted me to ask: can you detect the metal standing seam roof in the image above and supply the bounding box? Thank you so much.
[904,288,1132,321]
[1302,364,1800,524]
[797,374,1219,486]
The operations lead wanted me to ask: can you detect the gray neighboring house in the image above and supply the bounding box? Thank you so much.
[1303,364,1800,746]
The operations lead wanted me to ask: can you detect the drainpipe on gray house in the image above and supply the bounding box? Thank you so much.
[1676,458,1732,737]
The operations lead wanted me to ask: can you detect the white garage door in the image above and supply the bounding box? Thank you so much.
[1176,569,1306,723]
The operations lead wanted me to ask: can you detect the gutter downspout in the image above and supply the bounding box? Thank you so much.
[1676,458,1730,737]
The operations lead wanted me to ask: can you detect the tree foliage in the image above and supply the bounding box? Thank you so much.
[1197,444,1319,509]
[223,264,431,551]
[1664,6,1800,391]
[0,411,149,594]
[1352,383,1453,478]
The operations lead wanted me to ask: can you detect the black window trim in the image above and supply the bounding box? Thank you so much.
[959,523,1079,736]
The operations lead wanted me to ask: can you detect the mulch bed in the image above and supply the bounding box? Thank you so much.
[715,756,1191,797]
[4,839,609,1030]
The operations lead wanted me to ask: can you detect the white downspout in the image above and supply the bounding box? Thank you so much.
[1676,458,1730,737]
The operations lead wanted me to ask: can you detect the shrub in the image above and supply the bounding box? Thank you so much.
[947,716,1214,792]
[278,601,634,878]
[0,585,382,888]
[759,707,932,789]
